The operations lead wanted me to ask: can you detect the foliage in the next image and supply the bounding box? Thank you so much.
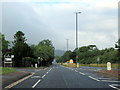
[34,39,54,66]
[12,31,33,67]
[0,33,9,55]
[57,44,118,64]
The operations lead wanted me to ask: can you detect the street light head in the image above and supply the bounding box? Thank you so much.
[78,12,81,14]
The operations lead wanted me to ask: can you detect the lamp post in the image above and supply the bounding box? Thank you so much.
[66,39,69,51]
[75,12,81,68]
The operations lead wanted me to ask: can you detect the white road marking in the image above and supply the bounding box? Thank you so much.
[111,84,120,86]
[31,76,41,78]
[109,85,120,90]
[46,72,49,74]
[79,72,85,75]
[99,78,111,80]
[88,76,100,81]
[32,79,41,88]
[42,74,46,78]
[101,80,120,82]
[75,70,78,72]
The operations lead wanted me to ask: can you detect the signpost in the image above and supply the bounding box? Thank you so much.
[4,54,14,67]
[107,62,111,71]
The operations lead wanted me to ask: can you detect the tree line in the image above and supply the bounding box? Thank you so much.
[56,40,120,64]
[0,31,55,67]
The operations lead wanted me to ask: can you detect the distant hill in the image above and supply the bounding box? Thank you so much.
[55,50,65,57]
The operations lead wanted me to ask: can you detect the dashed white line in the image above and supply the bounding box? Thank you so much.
[46,72,49,74]
[79,72,85,75]
[32,79,41,88]
[109,85,120,90]
[42,74,46,78]
[88,76,100,81]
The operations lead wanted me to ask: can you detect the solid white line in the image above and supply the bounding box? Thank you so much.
[101,80,120,82]
[79,72,85,75]
[109,85,120,90]
[88,76,100,81]
[42,74,46,78]
[32,79,41,88]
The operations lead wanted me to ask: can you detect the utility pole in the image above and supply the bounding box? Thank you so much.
[75,12,81,68]
[66,39,69,51]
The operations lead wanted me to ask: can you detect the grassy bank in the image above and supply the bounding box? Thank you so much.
[61,63,77,68]
[0,67,16,75]
[80,64,120,69]
[60,63,120,69]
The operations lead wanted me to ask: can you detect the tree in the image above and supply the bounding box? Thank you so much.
[12,31,33,67]
[0,33,10,62]
[34,39,54,66]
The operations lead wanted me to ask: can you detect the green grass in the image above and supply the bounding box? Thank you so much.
[60,63,120,69]
[80,64,120,69]
[0,67,16,75]
[61,63,77,68]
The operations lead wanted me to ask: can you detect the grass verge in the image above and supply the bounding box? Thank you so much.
[60,63,120,69]
[0,67,16,75]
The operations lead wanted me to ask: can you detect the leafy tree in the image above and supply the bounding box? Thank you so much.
[12,31,33,67]
[34,39,54,66]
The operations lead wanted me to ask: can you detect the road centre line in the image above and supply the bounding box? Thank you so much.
[88,76,100,81]
[42,74,46,78]
[109,85,120,90]
[32,79,41,88]
[46,72,49,74]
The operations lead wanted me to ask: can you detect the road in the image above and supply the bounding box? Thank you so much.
[10,63,120,90]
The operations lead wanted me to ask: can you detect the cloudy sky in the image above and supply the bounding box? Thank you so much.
[1,0,119,51]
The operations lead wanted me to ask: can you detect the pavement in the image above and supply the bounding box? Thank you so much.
[3,63,118,90]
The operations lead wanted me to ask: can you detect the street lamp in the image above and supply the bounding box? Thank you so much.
[75,12,81,68]
[66,39,69,51]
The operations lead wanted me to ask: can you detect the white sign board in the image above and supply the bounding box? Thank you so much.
[5,58,12,62]
[107,62,111,71]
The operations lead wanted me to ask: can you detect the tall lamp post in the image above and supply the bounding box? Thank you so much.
[75,12,81,68]
[66,39,69,51]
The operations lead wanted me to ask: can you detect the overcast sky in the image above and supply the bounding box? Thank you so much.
[1,0,119,50]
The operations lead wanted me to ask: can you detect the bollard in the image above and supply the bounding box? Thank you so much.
[35,64,37,68]
[107,62,111,71]
[77,63,80,68]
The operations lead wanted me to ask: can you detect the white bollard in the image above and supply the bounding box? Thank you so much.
[35,64,37,68]
[107,62,111,71]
